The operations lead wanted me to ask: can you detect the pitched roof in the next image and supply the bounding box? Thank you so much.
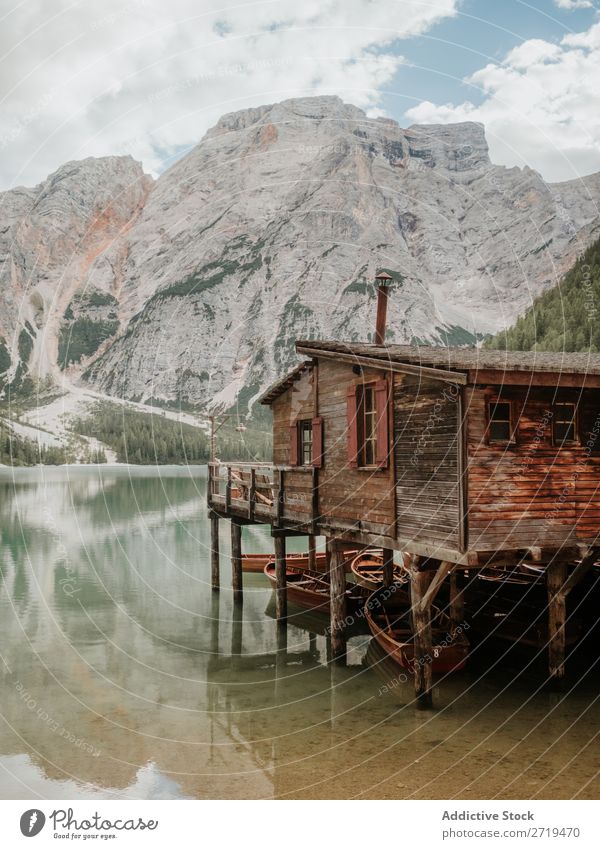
[295,340,600,377]
[258,361,313,405]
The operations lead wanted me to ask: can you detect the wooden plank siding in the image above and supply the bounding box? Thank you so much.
[271,369,316,521]
[466,386,600,550]
[316,360,395,536]
[394,375,463,551]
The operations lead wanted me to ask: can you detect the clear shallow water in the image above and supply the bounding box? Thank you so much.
[0,465,598,800]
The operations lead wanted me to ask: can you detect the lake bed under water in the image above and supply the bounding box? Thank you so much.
[0,465,598,800]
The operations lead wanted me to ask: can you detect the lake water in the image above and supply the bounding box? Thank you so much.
[0,465,598,800]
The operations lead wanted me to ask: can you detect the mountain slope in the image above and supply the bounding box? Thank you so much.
[486,236,600,352]
[2,95,600,411]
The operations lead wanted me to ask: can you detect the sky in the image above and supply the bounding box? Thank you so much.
[0,0,599,190]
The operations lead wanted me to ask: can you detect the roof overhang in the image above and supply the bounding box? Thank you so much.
[258,360,314,405]
[296,344,468,385]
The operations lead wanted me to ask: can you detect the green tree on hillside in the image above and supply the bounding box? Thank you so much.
[486,237,600,352]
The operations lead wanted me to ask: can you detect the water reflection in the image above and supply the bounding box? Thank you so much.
[0,466,598,800]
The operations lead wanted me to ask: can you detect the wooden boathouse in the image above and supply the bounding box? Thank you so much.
[207,277,600,707]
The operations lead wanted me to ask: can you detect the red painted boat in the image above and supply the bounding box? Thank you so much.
[264,562,364,615]
[243,551,327,574]
[365,584,469,674]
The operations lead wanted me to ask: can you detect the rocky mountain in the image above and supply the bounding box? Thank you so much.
[2,95,600,413]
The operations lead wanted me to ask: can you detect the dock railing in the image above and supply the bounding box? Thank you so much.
[208,461,317,528]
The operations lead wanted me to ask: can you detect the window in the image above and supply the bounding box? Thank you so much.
[553,403,577,445]
[358,384,377,466]
[299,420,313,465]
[347,380,389,469]
[289,417,323,467]
[488,400,512,442]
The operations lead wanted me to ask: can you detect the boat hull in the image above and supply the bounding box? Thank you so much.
[350,550,409,591]
[243,551,327,574]
[264,563,363,615]
[365,585,469,674]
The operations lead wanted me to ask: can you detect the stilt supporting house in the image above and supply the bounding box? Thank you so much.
[409,559,434,709]
[274,534,287,623]
[231,519,243,603]
[382,548,394,587]
[328,539,347,662]
[308,535,317,571]
[210,513,220,592]
[546,548,598,685]
[547,560,568,685]
[449,569,464,630]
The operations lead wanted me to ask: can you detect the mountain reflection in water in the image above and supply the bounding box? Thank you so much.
[0,466,598,800]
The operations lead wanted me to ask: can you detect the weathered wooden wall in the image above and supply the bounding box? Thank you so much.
[316,360,395,536]
[466,386,600,550]
[271,369,315,465]
[393,375,463,550]
[271,369,315,521]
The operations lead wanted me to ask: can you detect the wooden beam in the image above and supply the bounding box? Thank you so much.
[231,519,243,603]
[449,569,465,631]
[274,534,287,623]
[308,535,317,572]
[296,345,468,385]
[276,469,284,526]
[328,540,347,662]
[419,560,455,613]
[409,556,434,709]
[210,513,220,592]
[248,468,256,521]
[468,369,600,389]
[318,523,478,565]
[225,466,232,512]
[561,548,598,596]
[547,561,568,685]
[382,548,394,587]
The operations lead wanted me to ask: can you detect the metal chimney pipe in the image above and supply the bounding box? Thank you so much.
[374,271,392,345]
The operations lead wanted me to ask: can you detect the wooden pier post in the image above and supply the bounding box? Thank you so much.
[409,557,434,709]
[308,535,317,571]
[449,568,464,630]
[231,598,243,672]
[382,548,394,587]
[210,512,220,592]
[547,560,568,686]
[230,518,243,603]
[274,534,287,623]
[328,539,347,662]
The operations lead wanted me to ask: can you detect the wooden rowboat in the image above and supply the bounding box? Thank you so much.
[264,562,364,615]
[242,551,327,574]
[365,584,470,674]
[350,549,409,591]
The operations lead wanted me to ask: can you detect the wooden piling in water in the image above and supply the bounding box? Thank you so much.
[328,539,347,662]
[210,512,220,592]
[308,534,317,571]
[382,547,394,587]
[547,560,568,686]
[274,534,287,623]
[449,568,464,630]
[231,519,243,603]
[409,557,434,709]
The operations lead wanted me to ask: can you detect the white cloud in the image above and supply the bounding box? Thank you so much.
[406,21,600,182]
[0,0,459,189]
[554,0,593,9]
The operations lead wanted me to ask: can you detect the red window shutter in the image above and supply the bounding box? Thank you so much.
[346,386,359,468]
[289,424,298,466]
[312,416,323,468]
[375,379,390,468]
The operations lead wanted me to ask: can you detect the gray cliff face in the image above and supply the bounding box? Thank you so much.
[1,96,599,410]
